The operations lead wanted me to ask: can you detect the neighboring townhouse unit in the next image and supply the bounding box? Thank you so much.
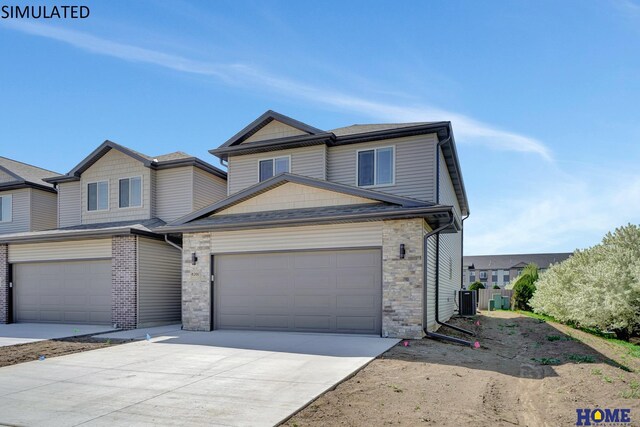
[463,252,572,288]
[0,156,59,234]
[161,110,469,339]
[0,141,227,329]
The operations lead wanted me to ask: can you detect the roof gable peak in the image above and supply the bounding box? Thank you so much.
[220,110,324,148]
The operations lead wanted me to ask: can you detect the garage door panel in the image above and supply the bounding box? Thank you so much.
[255,314,289,329]
[337,294,376,309]
[216,249,381,335]
[294,315,331,330]
[293,252,332,269]
[294,295,332,309]
[14,260,111,325]
[336,270,378,289]
[336,316,375,331]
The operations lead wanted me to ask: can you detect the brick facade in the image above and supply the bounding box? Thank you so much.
[0,244,8,324]
[182,232,212,331]
[382,219,424,339]
[112,235,138,329]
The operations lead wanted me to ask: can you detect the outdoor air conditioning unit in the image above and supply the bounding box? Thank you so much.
[458,290,477,316]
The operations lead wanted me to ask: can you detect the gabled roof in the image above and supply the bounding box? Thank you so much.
[330,122,436,136]
[463,253,573,270]
[0,156,60,192]
[45,140,226,183]
[167,173,433,227]
[218,110,325,149]
[159,202,456,233]
[0,218,166,243]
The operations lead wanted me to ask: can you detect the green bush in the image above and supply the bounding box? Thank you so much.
[468,281,485,291]
[493,284,501,289]
[530,224,640,340]
[511,264,539,310]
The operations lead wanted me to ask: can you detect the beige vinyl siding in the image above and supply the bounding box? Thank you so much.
[150,169,157,218]
[216,182,378,215]
[0,189,30,234]
[30,189,57,231]
[58,181,81,228]
[436,148,462,323]
[204,221,383,253]
[8,238,111,263]
[227,145,326,195]
[327,134,438,202]
[0,170,15,183]
[81,149,151,224]
[138,237,182,327]
[438,150,462,217]
[193,168,226,211]
[156,167,193,223]
[243,120,307,143]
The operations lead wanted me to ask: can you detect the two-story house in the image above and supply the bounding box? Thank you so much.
[161,111,469,339]
[0,141,227,329]
[0,156,59,235]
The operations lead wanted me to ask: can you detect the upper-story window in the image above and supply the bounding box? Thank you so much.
[0,194,12,223]
[479,270,487,280]
[87,181,109,211]
[357,146,394,187]
[119,176,142,208]
[259,156,290,182]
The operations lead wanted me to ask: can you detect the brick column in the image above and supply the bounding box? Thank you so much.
[112,235,138,329]
[0,244,8,324]
[182,232,212,331]
[382,219,424,339]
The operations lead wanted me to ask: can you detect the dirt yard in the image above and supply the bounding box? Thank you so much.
[284,311,640,427]
[0,336,125,368]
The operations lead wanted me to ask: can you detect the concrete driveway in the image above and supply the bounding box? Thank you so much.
[0,323,117,347]
[0,329,398,427]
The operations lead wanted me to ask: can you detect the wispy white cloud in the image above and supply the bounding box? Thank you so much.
[465,172,640,254]
[2,21,552,160]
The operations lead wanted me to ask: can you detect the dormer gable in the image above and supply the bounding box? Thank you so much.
[218,110,324,148]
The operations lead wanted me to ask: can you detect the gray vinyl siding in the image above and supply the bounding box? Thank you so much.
[30,189,57,231]
[0,189,30,234]
[193,168,226,211]
[81,149,152,224]
[436,148,462,323]
[327,134,438,202]
[156,167,193,223]
[227,145,326,195]
[137,238,182,327]
[424,230,437,331]
[58,181,81,228]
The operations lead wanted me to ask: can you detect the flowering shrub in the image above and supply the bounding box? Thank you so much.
[530,224,640,340]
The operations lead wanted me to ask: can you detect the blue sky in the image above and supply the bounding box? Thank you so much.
[1,0,639,255]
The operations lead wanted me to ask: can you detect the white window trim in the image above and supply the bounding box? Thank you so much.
[0,194,12,223]
[86,180,109,212]
[257,155,291,181]
[355,145,396,188]
[118,175,143,209]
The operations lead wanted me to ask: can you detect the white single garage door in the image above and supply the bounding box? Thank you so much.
[14,260,112,324]
[215,248,382,335]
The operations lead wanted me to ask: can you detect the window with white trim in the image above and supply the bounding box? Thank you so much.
[119,176,142,208]
[357,146,394,186]
[87,181,108,211]
[259,156,290,182]
[0,194,12,222]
